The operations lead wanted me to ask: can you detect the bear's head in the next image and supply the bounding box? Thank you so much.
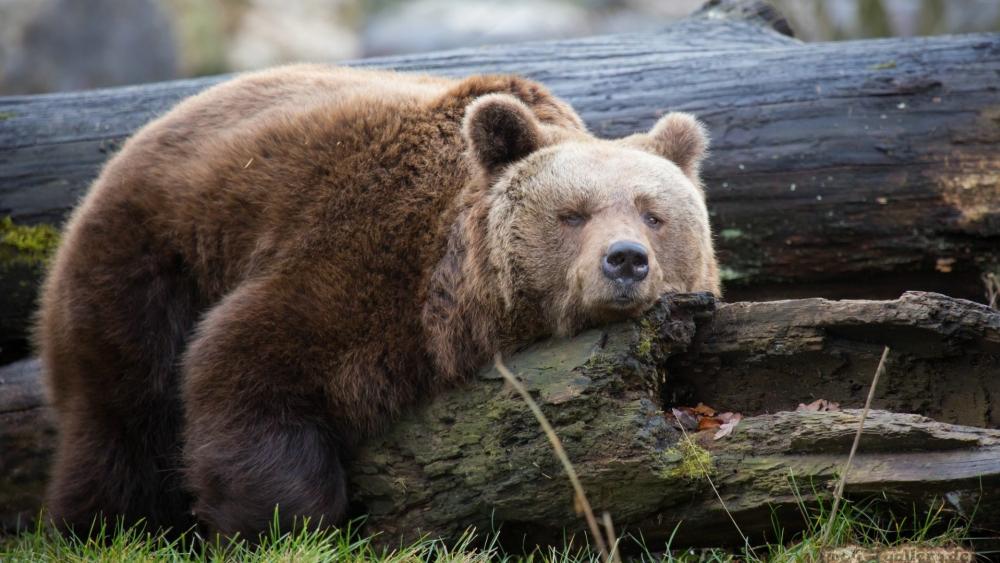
[462,93,719,337]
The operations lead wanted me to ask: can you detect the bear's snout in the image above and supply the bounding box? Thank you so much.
[602,240,649,286]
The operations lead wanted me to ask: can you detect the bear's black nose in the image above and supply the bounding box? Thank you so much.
[602,241,649,285]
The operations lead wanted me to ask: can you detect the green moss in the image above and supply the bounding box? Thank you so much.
[1,216,61,268]
[662,436,714,480]
[634,318,655,360]
[635,336,652,359]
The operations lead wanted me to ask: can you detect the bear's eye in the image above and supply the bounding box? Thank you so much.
[559,213,587,227]
[643,212,663,229]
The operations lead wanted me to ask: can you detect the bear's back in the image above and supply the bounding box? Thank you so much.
[43,65,588,378]
[65,66,469,303]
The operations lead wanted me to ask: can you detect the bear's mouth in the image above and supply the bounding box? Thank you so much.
[610,295,638,307]
[599,285,650,312]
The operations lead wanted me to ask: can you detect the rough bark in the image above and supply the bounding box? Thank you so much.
[3,292,999,546]
[1,0,999,352]
[0,357,53,533]
[667,292,1000,429]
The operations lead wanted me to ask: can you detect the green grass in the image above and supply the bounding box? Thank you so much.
[0,495,979,563]
[2,518,502,563]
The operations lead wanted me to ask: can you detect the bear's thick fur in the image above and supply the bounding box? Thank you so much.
[37,65,719,538]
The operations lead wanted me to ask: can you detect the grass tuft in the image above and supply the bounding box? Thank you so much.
[2,492,979,562]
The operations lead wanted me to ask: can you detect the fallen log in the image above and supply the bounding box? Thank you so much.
[3,292,999,546]
[1,0,999,353]
[667,292,1000,429]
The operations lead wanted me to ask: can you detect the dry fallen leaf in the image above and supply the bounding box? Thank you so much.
[698,417,722,430]
[796,398,840,412]
[668,403,745,438]
[716,412,739,423]
[670,408,700,431]
[713,413,742,440]
[667,402,746,442]
[693,402,716,417]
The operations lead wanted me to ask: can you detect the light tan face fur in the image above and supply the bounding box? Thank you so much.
[462,94,719,337]
[486,141,715,335]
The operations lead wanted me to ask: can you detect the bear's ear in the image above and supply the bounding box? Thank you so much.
[629,112,709,180]
[462,94,543,176]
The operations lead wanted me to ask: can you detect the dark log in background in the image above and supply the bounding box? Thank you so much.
[3,292,999,546]
[1,0,999,357]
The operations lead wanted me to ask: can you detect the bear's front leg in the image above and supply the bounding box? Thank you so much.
[180,279,351,539]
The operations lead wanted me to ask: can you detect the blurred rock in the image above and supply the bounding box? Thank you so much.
[0,0,177,95]
[772,0,1000,41]
[591,0,702,35]
[362,0,592,56]
[226,0,360,70]
[619,0,705,21]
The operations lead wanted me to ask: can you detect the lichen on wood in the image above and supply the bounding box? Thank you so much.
[0,217,59,356]
[0,216,59,268]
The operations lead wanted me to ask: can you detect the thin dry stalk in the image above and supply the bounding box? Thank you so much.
[493,354,611,561]
[673,422,758,559]
[983,272,999,309]
[602,512,622,563]
[819,346,891,548]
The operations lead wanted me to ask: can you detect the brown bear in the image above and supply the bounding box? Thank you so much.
[36,64,719,539]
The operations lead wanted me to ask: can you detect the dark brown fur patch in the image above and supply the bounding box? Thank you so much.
[463,95,543,175]
[35,65,584,538]
[37,65,718,540]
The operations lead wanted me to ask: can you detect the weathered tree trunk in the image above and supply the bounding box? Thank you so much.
[349,292,1000,547]
[4,292,999,546]
[1,0,999,353]
[0,357,52,533]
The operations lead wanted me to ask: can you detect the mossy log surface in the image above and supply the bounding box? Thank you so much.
[2,0,1000,354]
[0,217,59,361]
[3,292,998,546]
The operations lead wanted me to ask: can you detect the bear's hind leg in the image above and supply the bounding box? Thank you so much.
[46,401,192,537]
[39,222,200,538]
[181,279,350,539]
[183,410,348,539]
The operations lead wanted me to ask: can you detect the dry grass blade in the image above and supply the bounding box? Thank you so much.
[673,421,758,559]
[820,346,891,548]
[602,512,622,563]
[984,272,999,309]
[493,354,611,561]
